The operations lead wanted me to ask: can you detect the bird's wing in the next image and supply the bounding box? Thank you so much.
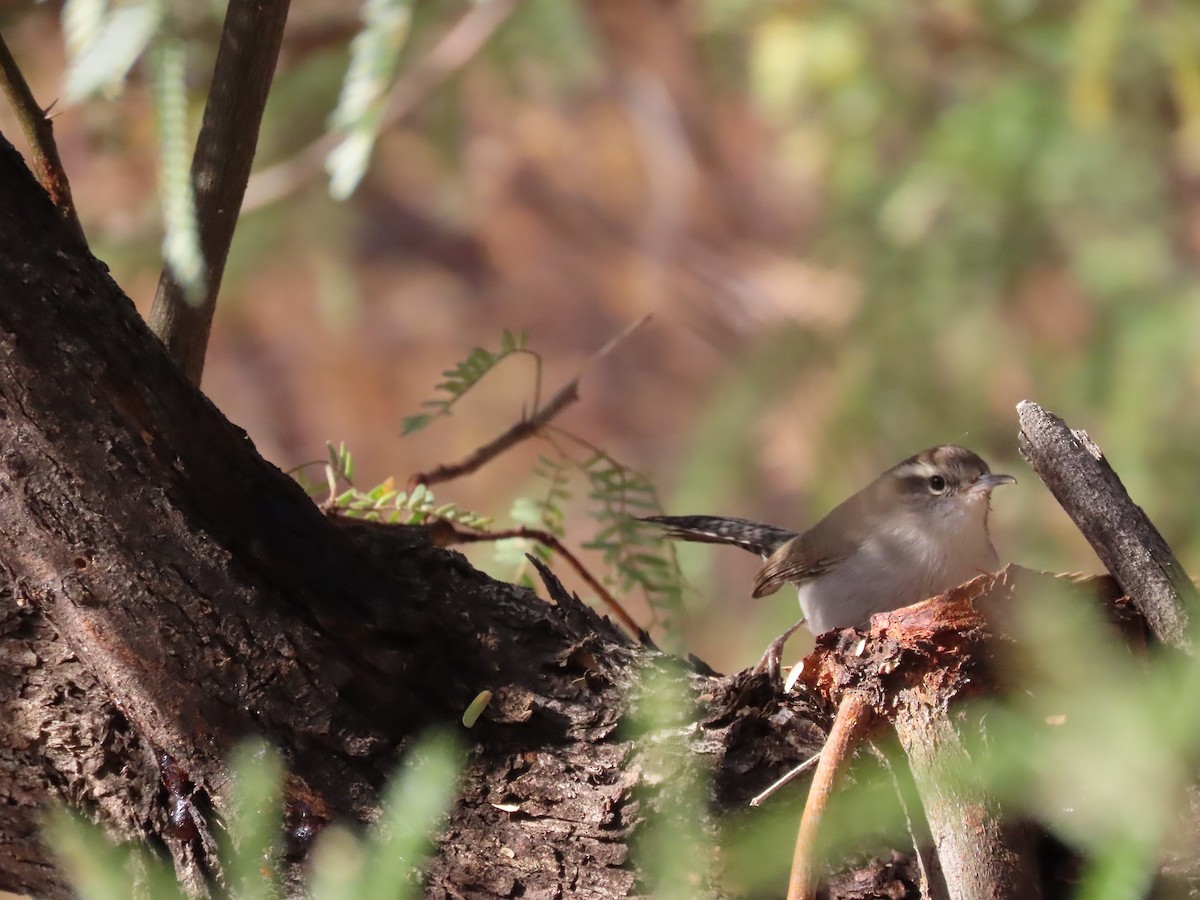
[638,515,798,558]
[750,489,877,598]
[751,540,842,598]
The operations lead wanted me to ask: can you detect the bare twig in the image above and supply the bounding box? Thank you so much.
[748,750,821,807]
[429,520,643,638]
[1016,400,1194,650]
[411,380,579,490]
[786,689,874,900]
[408,315,650,490]
[146,0,291,384]
[869,742,941,900]
[0,35,85,245]
[243,0,522,212]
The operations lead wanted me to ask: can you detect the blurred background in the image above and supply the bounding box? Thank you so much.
[3,0,1199,673]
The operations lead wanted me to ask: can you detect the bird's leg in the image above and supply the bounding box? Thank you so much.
[754,617,806,683]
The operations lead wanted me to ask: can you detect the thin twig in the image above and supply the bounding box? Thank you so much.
[748,750,821,807]
[243,0,522,212]
[787,689,874,900]
[408,315,650,490]
[869,742,939,900]
[0,35,85,245]
[431,520,642,637]
[411,380,579,489]
[1016,399,1195,650]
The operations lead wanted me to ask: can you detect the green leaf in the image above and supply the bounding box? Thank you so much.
[326,0,414,199]
[44,809,144,900]
[359,728,463,900]
[152,38,205,305]
[64,0,161,101]
[401,414,434,435]
[223,741,284,900]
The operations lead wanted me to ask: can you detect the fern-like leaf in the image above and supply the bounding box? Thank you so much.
[401,331,532,435]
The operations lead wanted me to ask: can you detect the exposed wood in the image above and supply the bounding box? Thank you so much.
[798,570,1062,900]
[1016,400,1194,651]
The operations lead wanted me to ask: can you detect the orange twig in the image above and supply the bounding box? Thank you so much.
[786,689,876,900]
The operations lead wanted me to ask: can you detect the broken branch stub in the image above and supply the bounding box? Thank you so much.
[1016,400,1194,651]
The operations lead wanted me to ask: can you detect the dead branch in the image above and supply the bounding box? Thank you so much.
[1016,400,1194,651]
[408,315,649,490]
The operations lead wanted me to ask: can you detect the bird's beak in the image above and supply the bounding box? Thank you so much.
[970,473,1017,494]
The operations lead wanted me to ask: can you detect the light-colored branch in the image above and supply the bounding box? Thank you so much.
[1016,400,1194,650]
[786,689,874,900]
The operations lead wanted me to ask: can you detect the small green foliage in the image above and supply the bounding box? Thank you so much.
[401,330,531,436]
[308,730,464,900]
[47,733,463,899]
[400,331,684,634]
[578,448,683,632]
[46,807,180,900]
[492,496,554,586]
[493,453,573,584]
[63,0,162,101]
[151,38,205,304]
[307,441,491,528]
[221,741,284,900]
[628,661,713,899]
[326,0,414,199]
[310,332,684,638]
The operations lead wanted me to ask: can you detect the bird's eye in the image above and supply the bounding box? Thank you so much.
[928,474,947,493]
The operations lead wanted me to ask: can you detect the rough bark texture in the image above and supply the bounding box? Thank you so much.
[0,131,840,899]
[1016,400,1195,650]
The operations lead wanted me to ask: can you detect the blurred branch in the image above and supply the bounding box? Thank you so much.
[244,0,522,213]
[0,34,85,246]
[408,315,649,490]
[1016,400,1195,651]
[146,0,291,384]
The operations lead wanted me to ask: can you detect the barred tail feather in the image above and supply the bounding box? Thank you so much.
[638,515,797,558]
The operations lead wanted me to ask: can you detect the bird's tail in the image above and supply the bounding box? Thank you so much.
[638,515,797,558]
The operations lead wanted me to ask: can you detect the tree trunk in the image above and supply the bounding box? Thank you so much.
[0,132,837,899]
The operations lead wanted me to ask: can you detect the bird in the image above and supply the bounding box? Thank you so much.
[642,445,1015,673]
